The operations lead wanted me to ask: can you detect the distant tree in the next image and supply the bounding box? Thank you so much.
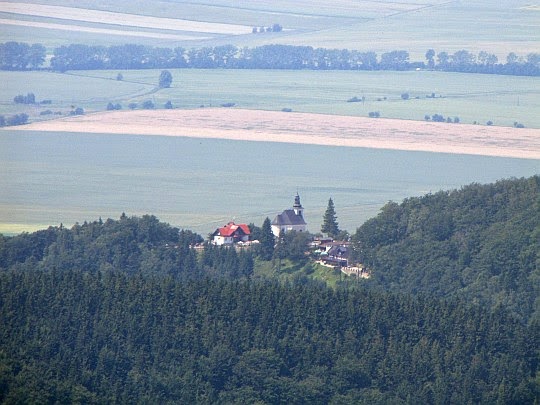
[116,72,123,81]
[453,117,460,123]
[271,23,283,32]
[506,52,519,65]
[27,43,46,69]
[526,53,540,66]
[368,111,380,118]
[401,93,410,100]
[164,100,173,109]
[128,102,137,110]
[258,217,275,261]
[13,93,35,104]
[252,27,258,34]
[106,102,121,110]
[437,52,449,68]
[425,49,435,69]
[142,100,155,109]
[380,50,409,70]
[486,120,493,126]
[6,113,28,125]
[424,114,431,121]
[0,115,5,126]
[0,41,30,70]
[322,198,339,238]
[159,70,173,88]
[69,107,84,115]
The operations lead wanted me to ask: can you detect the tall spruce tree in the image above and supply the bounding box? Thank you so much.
[322,198,339,238]
[258,217,275,261]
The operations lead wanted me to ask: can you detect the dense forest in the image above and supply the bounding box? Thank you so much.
[1,41,539,76]
[1,271,538,403]
[353,176,540,325]
[0,177,539,403]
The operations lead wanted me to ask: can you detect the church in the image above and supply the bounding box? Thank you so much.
[271,194,308,237]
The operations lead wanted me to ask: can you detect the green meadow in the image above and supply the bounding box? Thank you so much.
[2,69,539,128]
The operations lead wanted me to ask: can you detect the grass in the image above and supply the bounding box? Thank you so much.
[253,258,342,287]
[3,69,538,128]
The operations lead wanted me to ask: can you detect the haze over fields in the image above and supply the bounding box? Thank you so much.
[1,0,539,58]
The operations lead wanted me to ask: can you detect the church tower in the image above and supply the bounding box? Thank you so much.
[293,193,304,217]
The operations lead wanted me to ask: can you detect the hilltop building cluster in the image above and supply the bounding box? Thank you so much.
[210,194,362,273]
[211,193,307,246]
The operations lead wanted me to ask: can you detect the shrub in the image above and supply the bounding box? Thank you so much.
[39,110,53,115]
[107,102,122,111]
[281,108,292,112]
[221,102,236,107]
[347,96,360,103]
[13,93,35,104]
[401,93,410,100]
[69,107,84,116]
[486,120,493,126]
[368,111,380,118]
[128,103,137,110]
[164,101,173,109]
[6,113,28,125]
[142,100,155,109]
[159,70,172,88]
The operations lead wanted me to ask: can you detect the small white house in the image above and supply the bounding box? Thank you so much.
[212,222,251,245]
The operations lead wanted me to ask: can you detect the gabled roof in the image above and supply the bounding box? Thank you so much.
[272,209,307,226]
[214,222,250,237]
[327,245,349,258]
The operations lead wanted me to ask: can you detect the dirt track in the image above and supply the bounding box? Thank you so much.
[8,108,540,160]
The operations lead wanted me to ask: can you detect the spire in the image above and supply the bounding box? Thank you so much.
[293,193,302,208]
[293,193,303,217]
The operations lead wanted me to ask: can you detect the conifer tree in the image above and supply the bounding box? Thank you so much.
[258,217,275,261]
[322,198,339,238]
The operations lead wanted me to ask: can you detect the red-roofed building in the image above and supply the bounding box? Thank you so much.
[212,222,251,245]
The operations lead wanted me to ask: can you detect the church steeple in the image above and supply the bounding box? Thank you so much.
[293,193,303,217]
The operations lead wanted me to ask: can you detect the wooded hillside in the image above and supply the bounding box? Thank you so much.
[353,176,540,324]
[0,271,537,403]
[1,176,539,403]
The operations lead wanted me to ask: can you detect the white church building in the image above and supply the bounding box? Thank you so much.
[271,194,308,237]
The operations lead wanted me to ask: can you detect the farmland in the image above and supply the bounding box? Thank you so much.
[2,69,539,129]
[0,0,538,61]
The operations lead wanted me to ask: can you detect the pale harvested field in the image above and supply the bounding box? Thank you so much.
[10,109,540,160]
[0,2,251,34]
[0,19,210,41]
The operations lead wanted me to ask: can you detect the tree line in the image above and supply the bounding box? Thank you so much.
[1,41,538,76]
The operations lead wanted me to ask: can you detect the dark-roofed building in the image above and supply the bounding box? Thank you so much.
[271,194,307,237]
